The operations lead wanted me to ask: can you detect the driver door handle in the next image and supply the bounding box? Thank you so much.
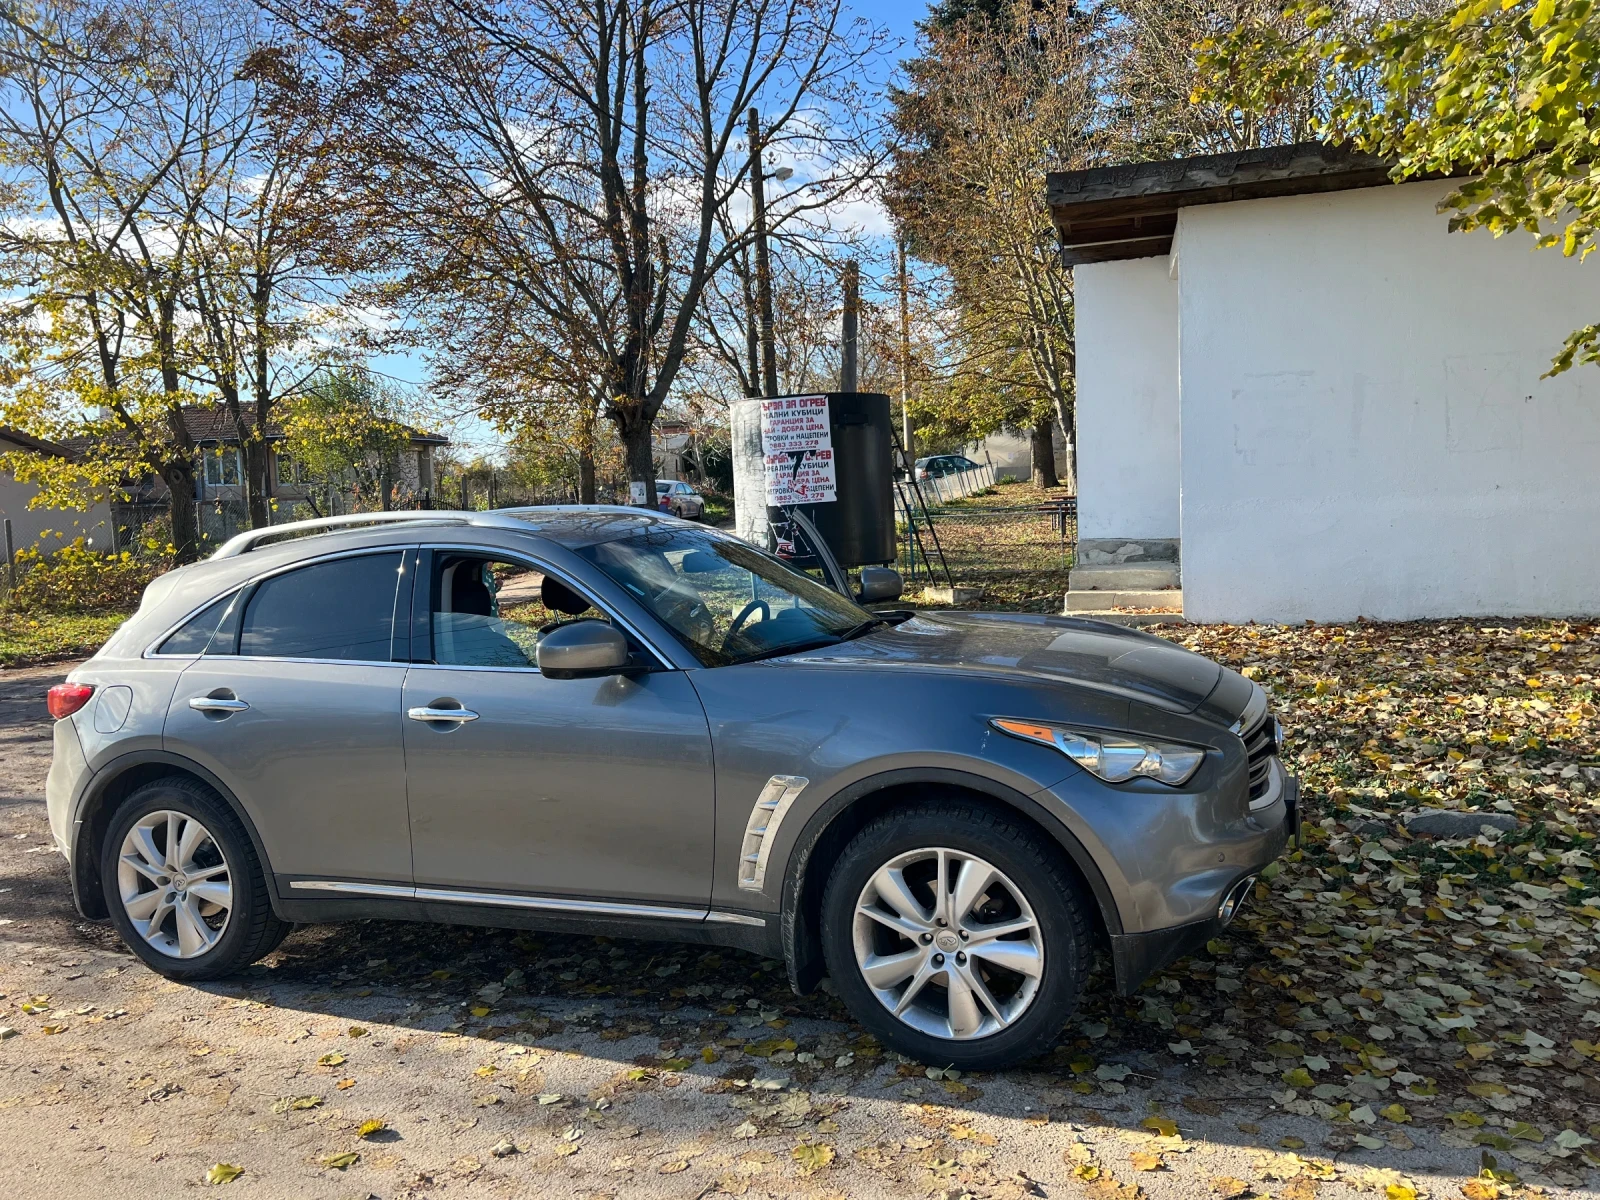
[189,697,249,713]
[408,706,480,723]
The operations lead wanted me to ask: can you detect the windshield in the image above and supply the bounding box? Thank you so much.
[573,527,872,667]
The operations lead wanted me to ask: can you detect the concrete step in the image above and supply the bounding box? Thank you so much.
[1068,563,1180,591]
[1063,588,1183,614]
[1064,610,1189,627]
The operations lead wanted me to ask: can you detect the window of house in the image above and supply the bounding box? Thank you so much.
[202,444,242,486]
[239,553,405,662]
[276,451,303,486]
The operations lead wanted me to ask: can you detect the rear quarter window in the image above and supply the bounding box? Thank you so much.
[156,591,241,655]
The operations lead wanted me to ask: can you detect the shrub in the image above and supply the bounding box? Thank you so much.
[7,538,167,613]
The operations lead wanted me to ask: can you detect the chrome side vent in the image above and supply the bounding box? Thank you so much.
[737,775,809,893]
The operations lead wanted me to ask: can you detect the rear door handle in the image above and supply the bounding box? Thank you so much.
[407,706,480,723]
[189,697,249,714]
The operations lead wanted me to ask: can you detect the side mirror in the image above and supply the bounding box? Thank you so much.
[536,620,632,679]
[857,567,904,604]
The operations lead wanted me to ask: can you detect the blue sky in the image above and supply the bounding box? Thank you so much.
[398,0,933,459]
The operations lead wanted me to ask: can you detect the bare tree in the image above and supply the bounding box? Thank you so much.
[259,0,888,506]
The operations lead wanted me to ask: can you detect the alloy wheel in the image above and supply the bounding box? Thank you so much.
[116,810,233,959]
[851,846,1044,1041]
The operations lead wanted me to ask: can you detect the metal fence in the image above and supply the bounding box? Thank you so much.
[894,482,1077,599]
[893,463,997,512]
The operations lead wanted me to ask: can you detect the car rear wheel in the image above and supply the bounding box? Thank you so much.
[101,776,292,980]
[820,800,1093,1070]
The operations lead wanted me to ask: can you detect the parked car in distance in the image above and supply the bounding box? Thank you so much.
[45,508,1295,1069]
[914,454,982,481]
[655,479,704,520]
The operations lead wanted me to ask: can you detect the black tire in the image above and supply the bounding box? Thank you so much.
[819,799,1093,1070]
[101,776,291,981]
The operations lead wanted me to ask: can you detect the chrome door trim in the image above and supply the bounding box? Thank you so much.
[707,910,767,927]
[288,879,416,900]
[287,879,717,923]
[413,886,706,921]
[415,542,676,670]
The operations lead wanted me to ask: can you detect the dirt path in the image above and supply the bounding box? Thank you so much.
[0,661,1589,1200]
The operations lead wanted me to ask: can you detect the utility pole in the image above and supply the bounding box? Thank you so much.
[840,259,859,393]
[747,108,778,399]
[897,238,913,459]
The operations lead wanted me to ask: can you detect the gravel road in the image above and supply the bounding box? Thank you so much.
[0,661,1585,1200]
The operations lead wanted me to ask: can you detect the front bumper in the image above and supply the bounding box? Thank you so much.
[1107,772,1299,993]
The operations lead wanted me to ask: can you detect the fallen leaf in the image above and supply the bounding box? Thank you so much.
[1131,1151,1165,1171]
[792,1142,835,1175]
[317,1053,346,1067]
[1213,1177,1253,1199]
[1142,1116,1179,1137]
[321,1152,359,1170]
[205,1163,243,1185]
[659,1159,690,1174]
[356,1119,387,1139]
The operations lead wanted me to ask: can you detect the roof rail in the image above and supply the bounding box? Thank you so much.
[209,511,473,560]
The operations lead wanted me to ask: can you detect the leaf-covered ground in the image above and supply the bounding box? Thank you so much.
[1119,620,1600,1182]
[1,620,1597,1199]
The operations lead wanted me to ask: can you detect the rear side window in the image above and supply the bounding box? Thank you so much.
[240,553,404,662]
[157,591,239,655]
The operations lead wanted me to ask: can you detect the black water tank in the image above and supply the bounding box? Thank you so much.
[768,391,895,567]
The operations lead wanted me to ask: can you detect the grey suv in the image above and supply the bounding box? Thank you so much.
[44,508,1295,1069]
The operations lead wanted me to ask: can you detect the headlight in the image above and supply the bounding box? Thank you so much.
[991,718,1206,786]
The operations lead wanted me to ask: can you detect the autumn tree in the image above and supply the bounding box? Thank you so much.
[259,0,888,508]
[889,0,1107,489]
[0,0,247,561]
[280,368,416,514]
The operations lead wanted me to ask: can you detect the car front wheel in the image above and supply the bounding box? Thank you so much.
[820,800,1093,1070]
[101,776,291,980]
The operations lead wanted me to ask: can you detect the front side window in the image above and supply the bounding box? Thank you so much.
[574,528,871,667]
[430,554,613,669]
[240,553,404,662]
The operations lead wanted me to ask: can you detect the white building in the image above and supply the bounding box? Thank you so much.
[1049,143,1600,623]
[0,426,114,557]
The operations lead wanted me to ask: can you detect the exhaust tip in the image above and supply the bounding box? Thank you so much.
[1218,875,1257,926]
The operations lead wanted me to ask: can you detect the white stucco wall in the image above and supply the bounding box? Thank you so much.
[1074,257,1181,541]
[1176,180,1600,622]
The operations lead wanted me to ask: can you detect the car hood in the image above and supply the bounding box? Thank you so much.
[785,610,1235,716]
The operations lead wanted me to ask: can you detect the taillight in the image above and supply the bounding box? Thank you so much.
[47,683,95,720]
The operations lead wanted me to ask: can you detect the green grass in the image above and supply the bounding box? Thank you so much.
[0,609,129,668]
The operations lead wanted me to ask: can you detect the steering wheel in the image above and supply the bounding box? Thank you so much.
[726,598,771,642]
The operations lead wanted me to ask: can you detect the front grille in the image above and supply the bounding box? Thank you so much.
[1242,710,1278,801]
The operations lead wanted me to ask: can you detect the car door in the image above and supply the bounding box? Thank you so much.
[400,548,715,908]
[163,549,414,888]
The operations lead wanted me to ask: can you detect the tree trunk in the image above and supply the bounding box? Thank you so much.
[620,418,656,506]
[380,459,394,511]
[164,460,202,564]
[578,449,597,504]
[1030,415,1059,489]
[1050,395,1077,496]
[242,434,272,528]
